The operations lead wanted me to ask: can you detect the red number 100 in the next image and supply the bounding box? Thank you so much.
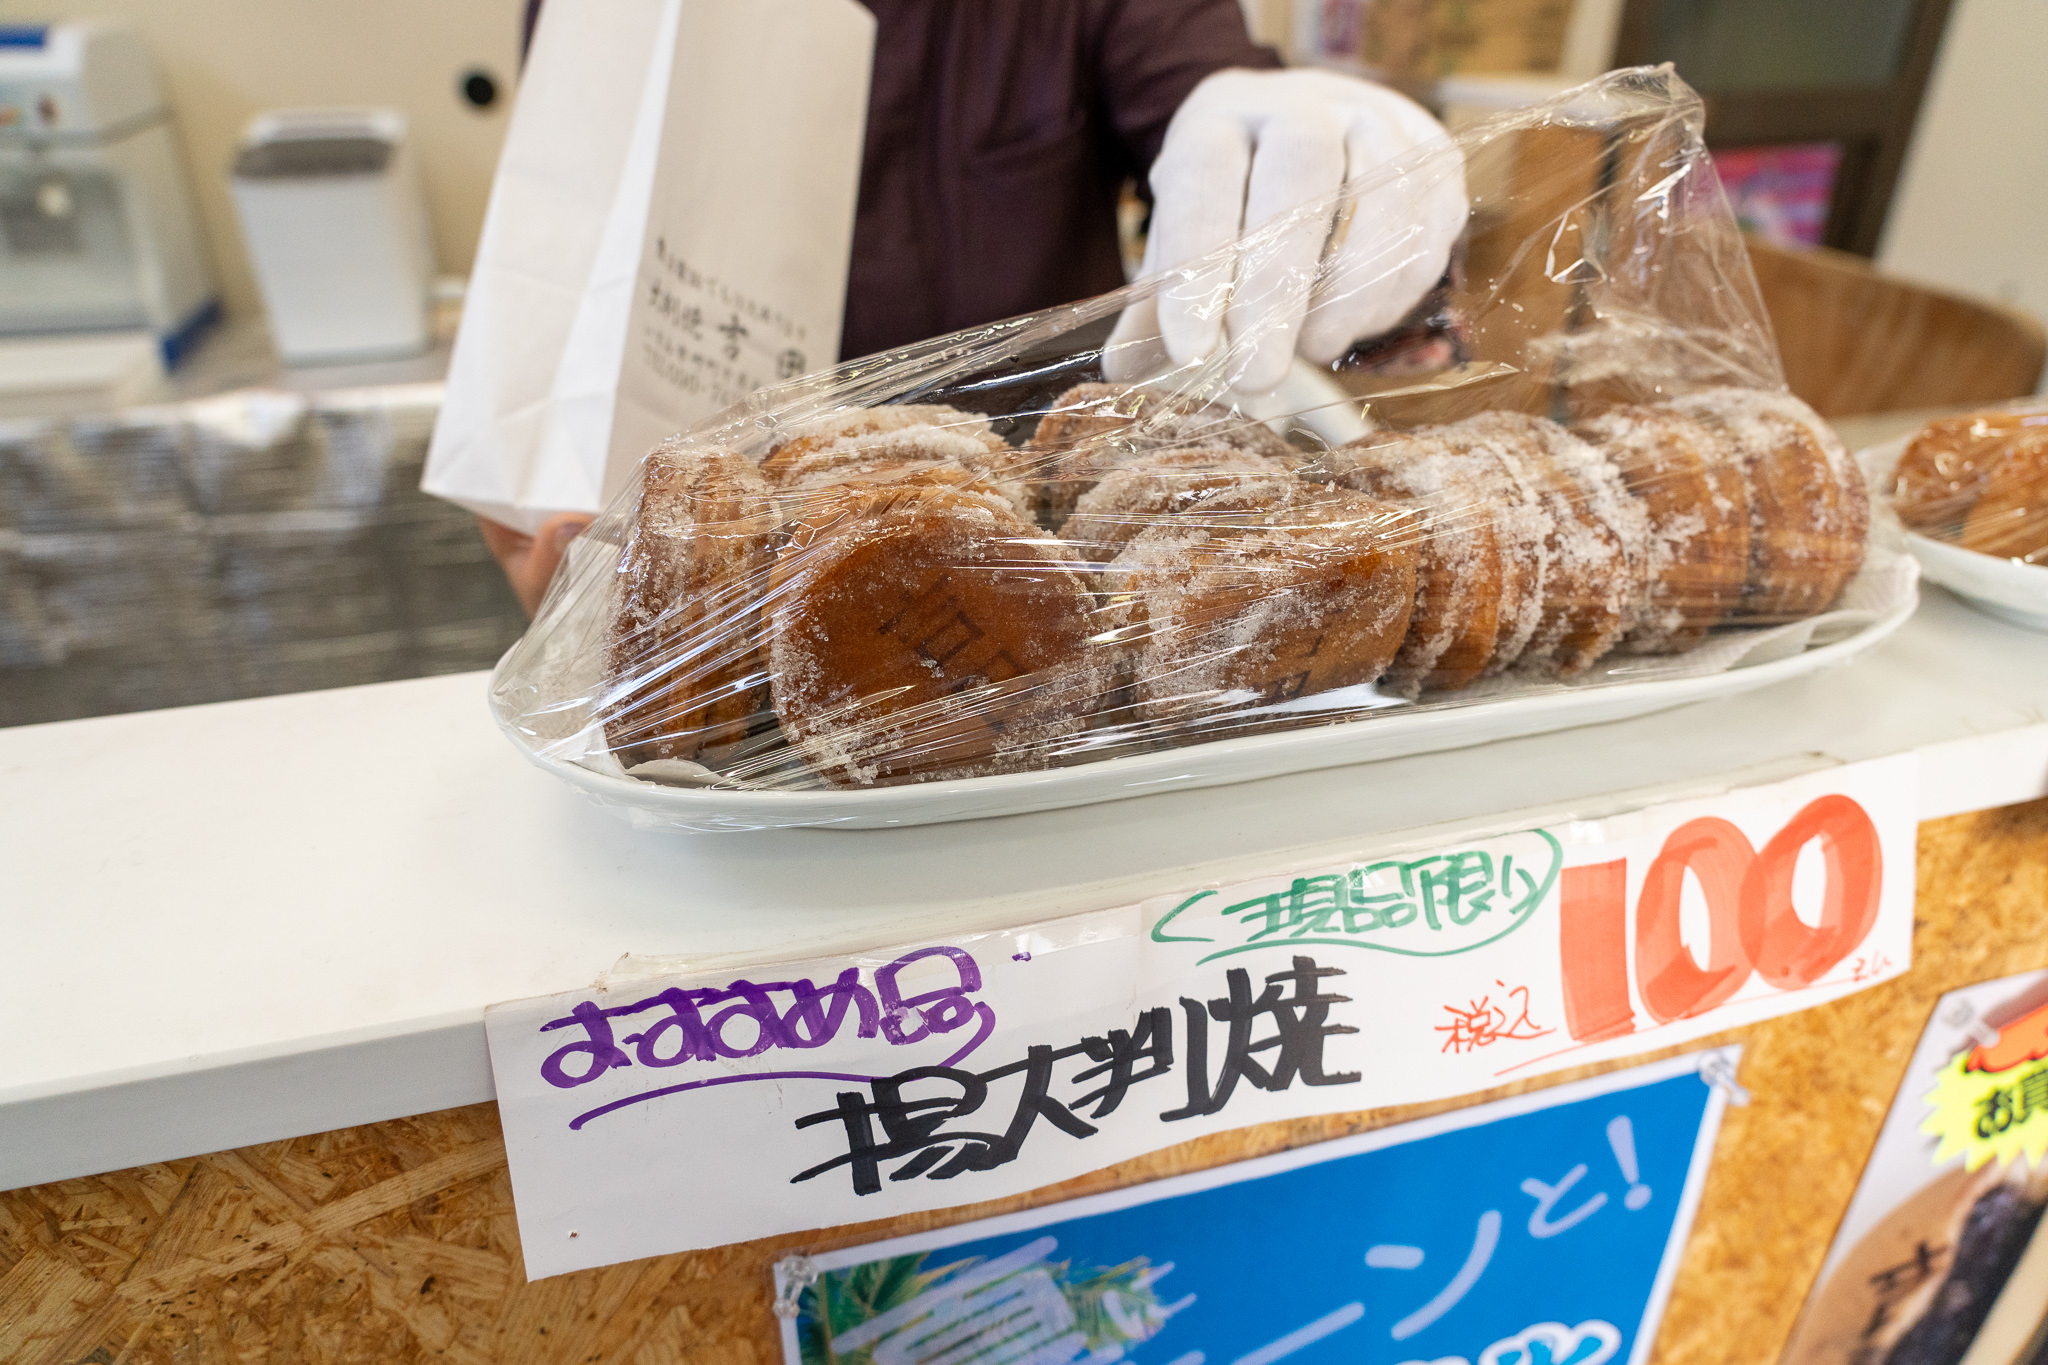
[1557,795,1884,1041]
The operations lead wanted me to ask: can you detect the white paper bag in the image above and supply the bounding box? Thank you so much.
[424,0,875,533]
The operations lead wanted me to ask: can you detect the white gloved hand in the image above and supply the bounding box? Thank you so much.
[1105,68,1468,396]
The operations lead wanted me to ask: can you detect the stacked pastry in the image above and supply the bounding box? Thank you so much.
[1321,389,1866,693]
[1073,385,1865,700]
[1027,380,1299,522]
[601,383,1868,787]
[1890,405,2048,563]
[1096,480,1420,724]
[606,405,1104,785]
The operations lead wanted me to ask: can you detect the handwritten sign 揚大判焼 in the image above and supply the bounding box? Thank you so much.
[484,754,1915,1279]
[775,1051,1738,1365]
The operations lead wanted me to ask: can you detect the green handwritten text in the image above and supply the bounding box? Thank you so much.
[1150,830,1562,964]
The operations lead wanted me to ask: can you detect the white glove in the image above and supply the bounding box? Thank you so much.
[1105,68,1469,396]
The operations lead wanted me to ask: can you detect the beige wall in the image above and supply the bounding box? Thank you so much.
[1878,0,2048,388]
[13,0,523,319]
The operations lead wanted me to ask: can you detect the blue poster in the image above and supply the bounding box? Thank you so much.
[776,1050,1737,1365]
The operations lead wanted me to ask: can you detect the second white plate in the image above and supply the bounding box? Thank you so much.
[1861,433,2048,632]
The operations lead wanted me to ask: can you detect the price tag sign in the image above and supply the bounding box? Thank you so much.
[486,754,1915,1278]
[775,1051,1738,1365]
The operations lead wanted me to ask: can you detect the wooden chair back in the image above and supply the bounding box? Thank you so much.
[1745,235,2047,418]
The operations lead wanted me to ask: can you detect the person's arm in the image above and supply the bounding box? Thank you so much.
[478,512,591,617]
[1091,0,1282,178]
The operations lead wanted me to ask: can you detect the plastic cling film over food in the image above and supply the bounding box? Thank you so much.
[1888,402,2048,566]
[489,67,1899,826]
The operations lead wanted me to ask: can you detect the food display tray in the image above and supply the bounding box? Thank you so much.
[497,552,1918,831]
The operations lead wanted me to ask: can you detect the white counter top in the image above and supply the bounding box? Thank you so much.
[4,583,2046,1191]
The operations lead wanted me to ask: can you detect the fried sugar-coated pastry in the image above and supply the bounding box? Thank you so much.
[1961,432,2048,563]
[766,414,1032,519]
[775,457,1026,526]
[761,403,1001,482]
[1670,388,1869,622]
[1029,382,1296,523]
[605,445,780,766]
[1323,430,1511,693]
[1100,482,1418,723]
[1060,447,1293,565]
[1892,407,2048,533]
[1370,421,1554,678]
[1573,405,1749,652]
[767,483,1104,786]
[1318,417,1540,679]
[1453,412,1644,676]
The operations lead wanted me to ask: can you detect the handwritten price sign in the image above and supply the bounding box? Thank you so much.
[486,755,1914,1278]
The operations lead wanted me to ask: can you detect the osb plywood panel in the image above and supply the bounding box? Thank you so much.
[6,797,2046,1365]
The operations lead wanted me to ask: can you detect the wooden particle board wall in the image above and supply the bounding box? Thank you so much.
[5,795,2047,1365]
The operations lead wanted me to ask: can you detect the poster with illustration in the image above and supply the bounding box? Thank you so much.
[1782,969,2048,1365]
[775,1050,1738,1365]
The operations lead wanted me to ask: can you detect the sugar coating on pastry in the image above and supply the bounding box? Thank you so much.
[1348,417,1555,676]
[1323,430,1511,693]
[605,444,780,766]
[767,483,1104,786]
[1670,388,1869,622]
[1455,412,1645,676]
[1032,382,1293,459]
[1060,447,1294,564]
[762,404,1000,479]
[766,419,1032,519]
[1028,382,1296,523]
[1100,481,1418,724]
[1539,420,1652,638]
[1574,405,1750,652]
[1893,409,2048,534]
[776,452,1030,528]
[1961,431,2048,563]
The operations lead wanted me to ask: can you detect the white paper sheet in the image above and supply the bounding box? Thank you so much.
[601,0,872,507]
[486,754,1917,1279]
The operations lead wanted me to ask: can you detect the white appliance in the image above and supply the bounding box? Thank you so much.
[230,108,434,365]
[0,21,219,363]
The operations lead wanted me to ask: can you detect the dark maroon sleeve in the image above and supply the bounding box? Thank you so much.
[1090,0,1283,180]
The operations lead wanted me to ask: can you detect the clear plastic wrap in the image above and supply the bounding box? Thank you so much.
[492,67,1909,826]
[1889,403,2048,564]
[1875,401,2048,633]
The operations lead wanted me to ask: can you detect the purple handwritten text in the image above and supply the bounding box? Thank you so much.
[538,947,994,1094]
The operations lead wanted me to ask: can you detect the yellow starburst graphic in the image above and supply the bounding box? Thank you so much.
[1921,1050,2048,1171]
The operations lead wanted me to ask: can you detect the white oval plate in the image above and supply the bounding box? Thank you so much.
[498,555,1919,832]
[1862,434,2048,632]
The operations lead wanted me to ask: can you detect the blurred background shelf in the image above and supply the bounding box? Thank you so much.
[0,364,521,729]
